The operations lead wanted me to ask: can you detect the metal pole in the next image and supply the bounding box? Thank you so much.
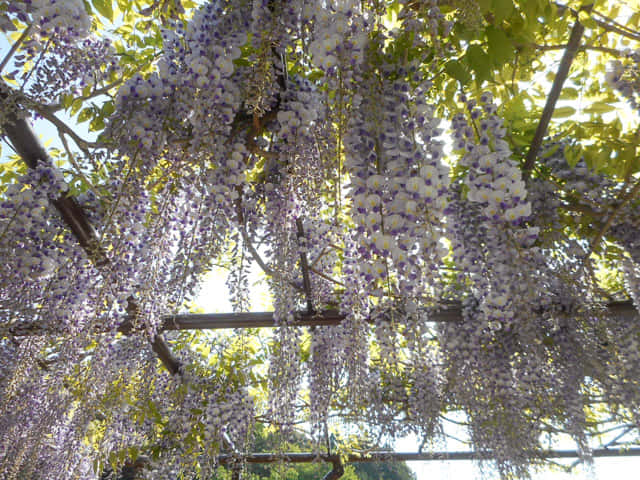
[216,448,640,465]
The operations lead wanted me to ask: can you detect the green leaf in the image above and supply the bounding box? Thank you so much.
[578,10,597,29]
[102,101,115,116]
[128,446,139,461]
[92,0,113,22]
[444,60,471,85]
[553,106,576,118]
[61,94,74,109]
[584,102,616,114]
[78,107,93,123]
[82,0,93,15]
[465,44,491,84]
[564,144,581,167]
[477,0,492,14]
[492,0,514,21]
[89,116,105,132]
[521,0,542,25]
[559,87,579,100]
[307,70,325,83]
[486,26,514,66]
[233,57,251,67]
[70,98,84,116]
[92,458,101,475]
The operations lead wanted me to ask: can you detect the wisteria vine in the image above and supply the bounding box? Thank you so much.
[1,1,640,479]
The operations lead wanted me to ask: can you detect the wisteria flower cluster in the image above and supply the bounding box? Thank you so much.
[0,163,66,283]
[606,50,640,110]
[3,1,640,479]
[31,0,91,39]
[306,0,368,73]
[454,93,532,224]
[109,0,250,165]
[344,59,450,300]
[541,147,640,264]
[397,0,453,52]
[1,0,120,108]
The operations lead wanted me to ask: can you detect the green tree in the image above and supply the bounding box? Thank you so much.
[214,425,414,480]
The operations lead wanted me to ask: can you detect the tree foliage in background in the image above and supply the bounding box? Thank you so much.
[213,425,415,480]
[1,0,640,479]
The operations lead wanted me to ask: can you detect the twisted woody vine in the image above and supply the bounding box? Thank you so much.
[1,0,640,478]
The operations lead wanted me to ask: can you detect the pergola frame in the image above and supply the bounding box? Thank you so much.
[216,448,640,463]
[3,4,640,476]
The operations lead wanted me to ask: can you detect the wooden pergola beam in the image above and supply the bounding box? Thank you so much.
[2,105,105,261]
[8,301,636,336]
[159,301,636,331]
[160,309,347,331]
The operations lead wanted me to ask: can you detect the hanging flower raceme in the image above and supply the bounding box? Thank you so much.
[539,144,640,264]
[343,57,450,302]
[305,0,368,74]
[108,0,249,171]
[606,50,640,111]
[31,0,91,39]
[439,94,591,475]
[448,93,538,329]
[1,0,119,107]
[397,0,453,52]
[454,93,531,225]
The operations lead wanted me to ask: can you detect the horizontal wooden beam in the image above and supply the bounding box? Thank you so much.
[158,301,636,331]
[216,447,640,465]
[8,301,637,336]
[160,309,347,331]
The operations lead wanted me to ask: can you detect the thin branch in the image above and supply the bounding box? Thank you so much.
[310,244,344,268]
[441,415,471,427]
[309,267,345,288]
[523,4,593,178]
[554,2,640,42]
[59,132,93,188]
[310,246,329,269]
[235,197,302,293]
[589,177,640,254]
[20,37,51,90]
[296,218,315,314]
[32,104,99,155]
[0,23,33,73]
[591,8,640,41]
[527,42,627,57]
[602,425,636,447]
[48,77,128,112]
